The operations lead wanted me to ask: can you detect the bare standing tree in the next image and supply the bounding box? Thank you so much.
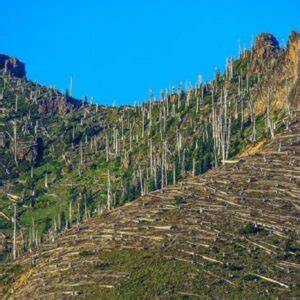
[267,88,275,138]
[69,76,73,97]
[80,141,83,165]
[69,200,72,227]
[15,94,18,112]
[12,205,17,260]
[107,170,112,210]
[43,172,48,190]
[13,120,18,166]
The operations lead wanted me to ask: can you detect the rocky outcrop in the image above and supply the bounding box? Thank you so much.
[0,54,26,78]
[38,95,81,115]
[286,31,300,79]
[253,33,280,59]
[15,143,38,162]
[247,32,299,117]
[10,138,43,164]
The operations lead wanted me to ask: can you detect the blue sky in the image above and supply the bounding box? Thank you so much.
[0,0,299,105]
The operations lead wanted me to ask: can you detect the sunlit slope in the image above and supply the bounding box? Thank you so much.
[0,32,298,251]
[2,111,299,299]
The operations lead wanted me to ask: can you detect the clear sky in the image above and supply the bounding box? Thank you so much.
[0,0,299,105]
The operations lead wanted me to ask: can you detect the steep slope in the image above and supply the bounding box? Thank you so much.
[0,31,300,297]
[1,106,299,298]
[0,31,299,261]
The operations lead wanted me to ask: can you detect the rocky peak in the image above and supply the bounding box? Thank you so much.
[253,33,280,59]
[0,54,26,78]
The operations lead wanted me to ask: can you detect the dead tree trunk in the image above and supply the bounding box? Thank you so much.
[107,170,112,210]
[12,205,17,260]
[13,121,18,166]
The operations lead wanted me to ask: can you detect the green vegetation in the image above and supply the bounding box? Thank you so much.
[0,32,298,271]
[239,223,264,235]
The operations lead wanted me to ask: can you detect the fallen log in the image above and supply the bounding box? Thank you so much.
[251,273,289,289]
[221,160,239,164]
[181,250,223,264]
[186,241,210,248]
[245,238,277,255]
[202,270,237,287]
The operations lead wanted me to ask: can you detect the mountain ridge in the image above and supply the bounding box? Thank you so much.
[0,31,299,297]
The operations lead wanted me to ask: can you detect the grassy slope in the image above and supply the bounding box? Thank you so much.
[1,113,299,298]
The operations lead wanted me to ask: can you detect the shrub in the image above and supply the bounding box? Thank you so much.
[239,223,263,235]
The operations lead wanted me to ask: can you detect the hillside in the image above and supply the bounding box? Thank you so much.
[1,103,299,298]
[0,31,299,297]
